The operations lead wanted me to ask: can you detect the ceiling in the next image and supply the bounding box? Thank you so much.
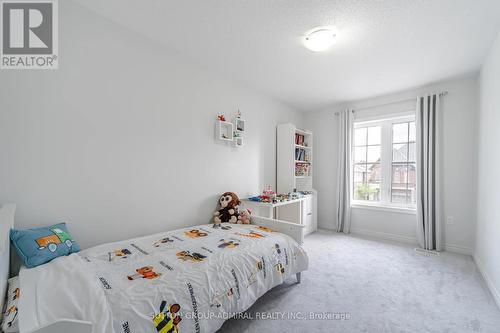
[74,0,500,111]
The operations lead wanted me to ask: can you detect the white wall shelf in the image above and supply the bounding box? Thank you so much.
[234,136,243,147]
[215,117,246,147]
[233,118,245,133]
[232,117,245,147]
[215,120,234,141]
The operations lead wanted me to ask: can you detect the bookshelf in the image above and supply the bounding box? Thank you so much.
[277,123,313,192]
[277,123,317,235]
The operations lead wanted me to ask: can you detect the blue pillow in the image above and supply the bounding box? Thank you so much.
[10,223,80,268]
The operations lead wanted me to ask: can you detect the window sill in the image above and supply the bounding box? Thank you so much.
[350,202,416,215]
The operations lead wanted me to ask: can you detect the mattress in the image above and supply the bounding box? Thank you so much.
[18,222,309,333]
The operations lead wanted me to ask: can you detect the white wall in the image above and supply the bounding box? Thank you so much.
[0,1,302,249]
[303,75,479,254]
[475,32,500,306]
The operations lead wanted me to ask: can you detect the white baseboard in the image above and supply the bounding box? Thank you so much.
[474,254,500,310]
[350,228,473,255]
[350,228,417,245]
[443,243,473,255]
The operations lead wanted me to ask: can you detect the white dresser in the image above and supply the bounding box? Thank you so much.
[301,193,317,235]
[242,194,317,236]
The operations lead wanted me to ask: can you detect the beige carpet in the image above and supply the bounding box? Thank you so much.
[219,230,500,332]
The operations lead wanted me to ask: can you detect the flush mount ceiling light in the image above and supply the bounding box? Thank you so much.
[303,27,336,52]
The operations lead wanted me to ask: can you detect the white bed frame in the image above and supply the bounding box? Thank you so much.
[0,208,304,333]
[0,204,16,328]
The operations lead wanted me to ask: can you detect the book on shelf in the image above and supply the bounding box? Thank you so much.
[295,133,305,145]
[295,148,310,161]
[295,162,310,177]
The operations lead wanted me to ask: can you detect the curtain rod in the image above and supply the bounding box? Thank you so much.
[334,91,448,115]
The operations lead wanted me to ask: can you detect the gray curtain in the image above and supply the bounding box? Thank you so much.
[416,94,442,251]
[336,109,353,233]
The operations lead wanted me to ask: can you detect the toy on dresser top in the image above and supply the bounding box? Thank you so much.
[248,186,308,204]
[212,192,252,228]
[247,185,277,203]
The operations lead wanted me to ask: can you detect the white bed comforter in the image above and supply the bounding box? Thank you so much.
[19,223,308,333]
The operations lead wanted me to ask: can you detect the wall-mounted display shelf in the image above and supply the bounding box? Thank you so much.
[215,120,234,141]
[233,118,245,133]
[234,135,243,147]
[215,117,246,147]
[232,118,245,147]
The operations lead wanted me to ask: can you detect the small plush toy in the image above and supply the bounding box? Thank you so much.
[217,115,226,121]
[238,208,252,224]
[213,192,240,227]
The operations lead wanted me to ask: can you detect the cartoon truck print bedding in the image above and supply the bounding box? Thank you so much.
[63,222,310,333]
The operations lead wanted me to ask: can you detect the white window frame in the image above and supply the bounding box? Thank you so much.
[351,114,416,212]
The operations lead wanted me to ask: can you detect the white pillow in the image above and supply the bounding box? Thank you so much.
[1,276,20,333]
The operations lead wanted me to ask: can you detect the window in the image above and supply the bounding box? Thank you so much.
[353,126,381,202]
[352,116,416,209]
[391,122,416,205]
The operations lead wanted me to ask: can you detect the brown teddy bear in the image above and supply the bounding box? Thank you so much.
[213,192,240,228]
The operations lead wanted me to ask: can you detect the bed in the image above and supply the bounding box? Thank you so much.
[0,204,308,333]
